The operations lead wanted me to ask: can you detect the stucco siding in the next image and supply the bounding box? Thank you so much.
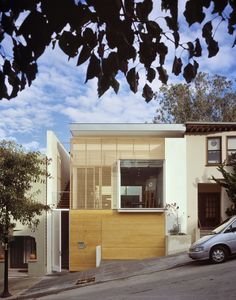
[165,138,187,234]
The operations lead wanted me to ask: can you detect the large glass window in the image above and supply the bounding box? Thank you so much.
[76,166,112,209]
[119,160,163,209]
[207,137,221,164]
[227,136,236,163]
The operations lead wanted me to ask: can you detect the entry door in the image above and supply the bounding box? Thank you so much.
[198,193,221,229]
[10,237,27,269]
[52,209,61,272]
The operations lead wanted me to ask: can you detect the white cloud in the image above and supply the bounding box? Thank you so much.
[22,141,40,151]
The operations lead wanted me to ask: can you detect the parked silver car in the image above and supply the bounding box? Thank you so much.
[188,216,236,263]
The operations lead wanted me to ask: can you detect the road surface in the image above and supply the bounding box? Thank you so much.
[39,258,236,300]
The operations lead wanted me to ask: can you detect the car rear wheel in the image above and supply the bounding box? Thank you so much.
[210,246,228,264]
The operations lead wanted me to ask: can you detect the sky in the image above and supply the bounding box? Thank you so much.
[0,2,236,153]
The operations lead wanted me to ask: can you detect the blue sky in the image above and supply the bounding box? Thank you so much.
[0,3,236,152]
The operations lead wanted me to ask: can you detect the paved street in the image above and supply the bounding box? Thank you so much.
[39,258,236,300]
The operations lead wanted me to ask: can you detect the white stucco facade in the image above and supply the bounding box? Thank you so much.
[186,130,236,241]
[165,137,187,234]
[46,130,70,274]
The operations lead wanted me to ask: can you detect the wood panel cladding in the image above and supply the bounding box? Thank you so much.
[69,210,165,271]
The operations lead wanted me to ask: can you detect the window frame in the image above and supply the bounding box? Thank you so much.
[117,159,165,212]
[206,136,222,166]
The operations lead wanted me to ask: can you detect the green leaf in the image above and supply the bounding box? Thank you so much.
[77,45,91,66]
[202,21,212,40]
[1,13,15,35]
[187,42,194,59]
[125,0,135,18]
[136,0,153,22]
[98,75,111,98]
[110,77,120,94]
[156,42,168,65]
[25,63,38,86]
[173,31,179,48]
[194,38,202,57]
[83,27,97,49]
[142,84,153,102]
[58,31,81,58]
[139,41,157,67]
[172,56,182,76]
[3,60,11,75]
[183,63,196,83]
[147,68,156,83]
[146,21,162,37]
[165,16,177,31]
[202,0,211,8]
[184,0,205,26]
[161,0,178,30]
[207,38,219,58]
[0,72,8,100]
[126,67,139,93]
[228,9,236,35]
[85,54,101,83]
[212,0,228,15]
[157,66,168,84]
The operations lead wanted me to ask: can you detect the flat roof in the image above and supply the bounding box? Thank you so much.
[70,123,186,137]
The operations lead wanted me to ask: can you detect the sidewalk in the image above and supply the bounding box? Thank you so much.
[0,253,192,299]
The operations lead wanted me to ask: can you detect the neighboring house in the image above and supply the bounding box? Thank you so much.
[1,131,70,277]
[0,160,47,277]
[185,122,236,241]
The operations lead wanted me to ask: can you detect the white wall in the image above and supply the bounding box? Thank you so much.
[12,178,47,276]
[165,138,187,234]
[46,131,70,274]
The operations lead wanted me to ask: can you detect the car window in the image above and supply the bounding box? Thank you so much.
[213,218,236,234]
[231,220,236,231]
[224,219,236,233]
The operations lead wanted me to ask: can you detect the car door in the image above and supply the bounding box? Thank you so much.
[223,220,236,254]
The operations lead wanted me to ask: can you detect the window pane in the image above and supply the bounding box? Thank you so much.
[208,151,221,163]
[120,160,163,209]
[228,137,236,150]
[208,138,220,150]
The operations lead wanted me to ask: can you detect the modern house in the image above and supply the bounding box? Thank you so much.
[69,123,187,271]
[1,122,236,276]
[68,122,236,271]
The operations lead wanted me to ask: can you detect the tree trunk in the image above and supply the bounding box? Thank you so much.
[1,210,11,298]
